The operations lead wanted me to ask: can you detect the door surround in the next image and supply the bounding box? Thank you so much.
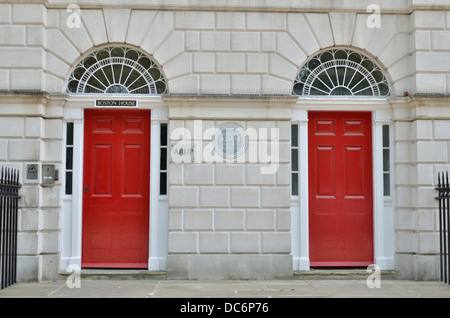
[60,96,169,272]
[291,98,395,271]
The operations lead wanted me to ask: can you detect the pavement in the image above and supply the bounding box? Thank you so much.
[1,276,450,299]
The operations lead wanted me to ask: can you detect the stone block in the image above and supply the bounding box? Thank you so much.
[247,53,268,74]
[200,75,230,95]
[262,232,291,253]
[304,13,334,49]
[415,52,450,72]
[25,117,43,138]
[175,11,215,30]
[169,186,199,208]
[329,12,356,46]
[287,13,319,55]
[276,33,306,67]
[41,209,59,230]
[216,164,244,185]
[184,209,213,230]
[200,187,229,207]
[269,54,298,81]
[185,164,214,185]
[45,119,62,139]
[217,12,245,30]
[12,4,45,24]
[231,187,260,208]
[246,209,275,230]
[0,4,10,23]
[58,10,92,53]
[0,48,43,68]
[231,75,261,95]
[168,209,182,230]
[230,232,260,253]
[246,164,275,185]
[413,120,432,140]
[396,231,415,253]
[0,25,26,45]
[416,141,447,162]
[261,187,290,208]
[199,232,229,253]
[200,31,230,52]
[39,232,58,253]
[185,31,200,51]
[216,53,245,73]
[140,11,174,54]
[80,10,108,45]
[170,74,200,95]
[10,70,43,91]
[18,232,38,255]
[247,12,286,31]
[0,117,23,137]
[0,70,8,90]
[168,164,183,185]
[0,140,6,160]
[41,186,60,208]
[379,34,410,68]
[413,255,440,281]
[261,32,276,52]
[261,75,292,95]
[8,140,40,161]
[154,31,184,65]
[434,120,450,140]
[41,254,59,281]
[276,209,291,231]
[44,140,62,162]
[413,30,431,50]
[414,74,447,94]
[168,232,197,253]
[46,29,79,64]
[412,10,445,29]
[103,9,133,43]
[215,209,245,230]
[231,32,260,52]
[17,256,39,282]
[193,53,215,73]
[126,10,157,45]
[21,209,39,231]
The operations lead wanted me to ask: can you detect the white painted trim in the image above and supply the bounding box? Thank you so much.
[291,98,395,271]
[60,96,169,271]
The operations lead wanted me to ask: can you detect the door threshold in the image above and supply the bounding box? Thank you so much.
[294,269,398,280]
[59,269,166,281]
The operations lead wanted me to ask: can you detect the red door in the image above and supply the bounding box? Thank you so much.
[82,109,150,268]
[308,111,373,267]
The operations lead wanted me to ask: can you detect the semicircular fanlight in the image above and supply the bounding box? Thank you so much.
[67,46,167,95]
[292,49,390,97]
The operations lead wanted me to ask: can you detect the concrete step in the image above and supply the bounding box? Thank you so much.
[59,269,166,281]
[294,269,398,280]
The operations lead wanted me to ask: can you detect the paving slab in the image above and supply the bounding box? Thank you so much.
[1,279,449,299]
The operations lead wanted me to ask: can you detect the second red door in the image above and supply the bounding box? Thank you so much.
[308,111,373,267]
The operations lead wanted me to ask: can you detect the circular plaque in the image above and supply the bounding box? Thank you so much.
[214,124,247,159]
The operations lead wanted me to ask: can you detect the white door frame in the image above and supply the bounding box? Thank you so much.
[60,96,169,271]
[291,98,395,271]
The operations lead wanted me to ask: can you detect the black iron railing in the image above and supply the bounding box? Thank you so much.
[436,172,450,285]
[0,167,21,289]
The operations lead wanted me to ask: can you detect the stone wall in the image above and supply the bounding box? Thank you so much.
[0,95,63,281]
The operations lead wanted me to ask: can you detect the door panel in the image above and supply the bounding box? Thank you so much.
[309,111,373,266]
[82,109,150,268]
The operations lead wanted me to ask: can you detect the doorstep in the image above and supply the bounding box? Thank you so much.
[293,269,398,280]
[59,269,167,280]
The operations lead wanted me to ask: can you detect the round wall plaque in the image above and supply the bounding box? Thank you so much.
[214,124,247,159]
